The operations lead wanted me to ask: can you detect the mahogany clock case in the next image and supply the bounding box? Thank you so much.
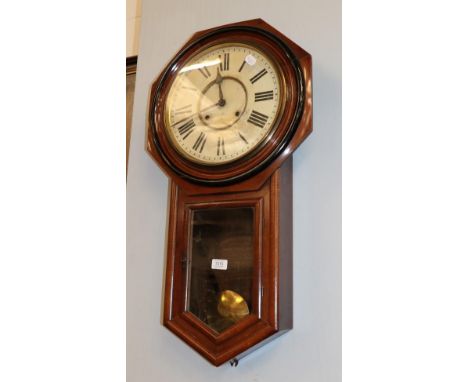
[164,159,293,366]
[146,19,312,367]
[147,18,312,190]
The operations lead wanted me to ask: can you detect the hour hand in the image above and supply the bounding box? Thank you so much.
[200,102,221,113]
[171,103,219,127]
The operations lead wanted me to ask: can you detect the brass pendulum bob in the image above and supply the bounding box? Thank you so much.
[217,290,249,322]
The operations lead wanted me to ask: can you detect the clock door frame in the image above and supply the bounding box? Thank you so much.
[182,199,262,337]
[162,158,293,366]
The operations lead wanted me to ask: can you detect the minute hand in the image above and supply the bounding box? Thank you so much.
[215,68,225,105]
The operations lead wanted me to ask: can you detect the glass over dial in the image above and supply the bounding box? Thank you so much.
[164,43,283,165]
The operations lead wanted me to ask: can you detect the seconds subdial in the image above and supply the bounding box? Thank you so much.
[198,68,248,130]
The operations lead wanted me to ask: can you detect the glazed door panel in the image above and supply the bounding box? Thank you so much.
[186,207,255,333]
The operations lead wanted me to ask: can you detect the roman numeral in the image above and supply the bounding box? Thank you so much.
[249,69,267,84]
[198,66,211,79]
[247,110,269,128]
[174,104,192,115]
[219,53,229,71]
[177,119,195,139]
[238,132,248,144]
[217,136,226,155]
[192,132,207,153]
[254,91,274,102]
[238,60,246,72]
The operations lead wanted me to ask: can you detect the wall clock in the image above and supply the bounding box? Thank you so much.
[147,18,312,366]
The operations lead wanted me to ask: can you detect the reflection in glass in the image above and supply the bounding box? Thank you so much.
[187,207,254,333]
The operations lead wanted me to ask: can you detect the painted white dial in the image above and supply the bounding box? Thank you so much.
[164,43,282,165]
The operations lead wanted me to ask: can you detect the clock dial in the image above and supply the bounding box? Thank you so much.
[163,43,283,165]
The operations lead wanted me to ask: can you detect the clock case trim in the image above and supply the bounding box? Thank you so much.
[163,158,293,366]
[147,19,311,188]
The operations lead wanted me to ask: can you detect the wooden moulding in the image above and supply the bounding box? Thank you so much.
[163,157,293,366]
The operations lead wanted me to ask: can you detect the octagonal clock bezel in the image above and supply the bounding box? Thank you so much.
[148,21,307,186]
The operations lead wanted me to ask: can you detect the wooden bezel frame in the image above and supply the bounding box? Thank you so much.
[148,19,311,187]
[163,159,293,366]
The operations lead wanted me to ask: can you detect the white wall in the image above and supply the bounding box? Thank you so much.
[126,0,141,56]
[127,1,341,381]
